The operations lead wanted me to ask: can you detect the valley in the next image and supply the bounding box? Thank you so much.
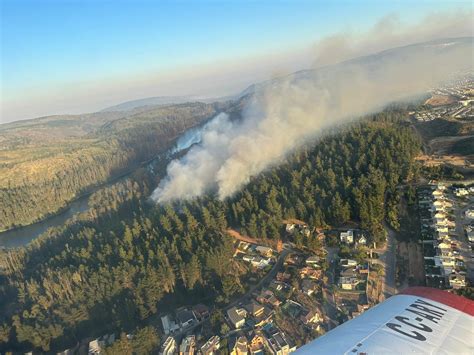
[0,102,230,232]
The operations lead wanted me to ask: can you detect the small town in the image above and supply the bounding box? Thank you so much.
[72,180,474,355]
[410,74,473,122]
[70,221,385,355]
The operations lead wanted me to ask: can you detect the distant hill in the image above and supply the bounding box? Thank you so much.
[238,37,474,98]
[102,95,232,112]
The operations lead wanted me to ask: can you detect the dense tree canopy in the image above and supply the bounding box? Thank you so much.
[0,110,421,352]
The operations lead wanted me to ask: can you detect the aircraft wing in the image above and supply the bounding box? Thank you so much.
[295,287,474,354]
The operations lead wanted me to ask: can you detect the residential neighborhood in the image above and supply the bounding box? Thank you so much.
[410,74,474,121]
[70,183,472,355]
[71,222,390,355]
[417,182,474,289]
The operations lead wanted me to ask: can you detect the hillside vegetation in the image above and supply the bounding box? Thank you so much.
[0,110,422,352]
[449,136,474,155]
[0,102,225,231]
[414,117,474,139]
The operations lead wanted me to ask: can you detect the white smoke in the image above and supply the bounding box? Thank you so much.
[152,18,473,203]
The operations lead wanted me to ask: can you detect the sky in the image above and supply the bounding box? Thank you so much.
[0,0,471,123]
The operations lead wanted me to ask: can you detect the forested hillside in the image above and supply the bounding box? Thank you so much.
[0,102,225,230]
[0,110,421,353]
[228,111,421,243]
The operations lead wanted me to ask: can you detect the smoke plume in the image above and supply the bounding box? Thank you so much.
[152,18,473,203]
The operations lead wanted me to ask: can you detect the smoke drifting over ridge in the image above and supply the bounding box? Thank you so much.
[311,11,473,68]
[152,35,473,203]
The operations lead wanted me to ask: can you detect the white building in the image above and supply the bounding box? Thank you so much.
[465,209,474,219]
[454,188,469,197]
[160,336,177,355]
[285,224,296,233]
[161,315,179,335]
[449,273,466,289]
[256,245,273,257]
[340,230,354,244]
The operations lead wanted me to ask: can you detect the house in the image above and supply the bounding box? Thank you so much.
[266,331,292,355]
[276,272,291,282]
[340,230,354,244]
[433,200,444,207]
[285,222,310,237]
[448,273,466,289]
[465,209,474,219]
[435,226,449,234]
[437,242,451,251]
[305,255,320,266]
[340,259,357,268]
[256,246,273,257]
[238,241,251,251]
[201,335,221,355]
[230,336,249,355]
[340,267,358,278]
[285,223,296,234]
[249,333,266,354]
[88,334,115,354]
[357,263,370,274]
[356,235,367,245]
[192,304,210,321]
[176,309,196,329]
[227,307,246,328]
[301,279,318,296]
[244,301,265,318]
[269,280,292,293]
[88,339,101,355]
[300,225,311,237]
[243,255,254,263]
[300,309,323,325]
[454,188,469,197]
[253,307,275,328]
[160,336,177,355]
[299,266,322,280]
[339,276,360,290]
[161,314,179,335]
[434,255,455,275]
[249,256,271,269]
[179,335,196,355]
[256,289,281,308]
[467,230,474,243]
[285,254,304,266]
[434,211,446,219]
[435,218,449,226]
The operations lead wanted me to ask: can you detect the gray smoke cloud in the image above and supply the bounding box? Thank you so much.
[152,16,473,203]
[311,11,473,67]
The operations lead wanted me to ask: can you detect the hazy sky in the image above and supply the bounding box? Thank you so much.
[0,0,471,123]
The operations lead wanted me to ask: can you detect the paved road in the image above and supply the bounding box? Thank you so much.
[377,224,397,297]
[320,247,339,329]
